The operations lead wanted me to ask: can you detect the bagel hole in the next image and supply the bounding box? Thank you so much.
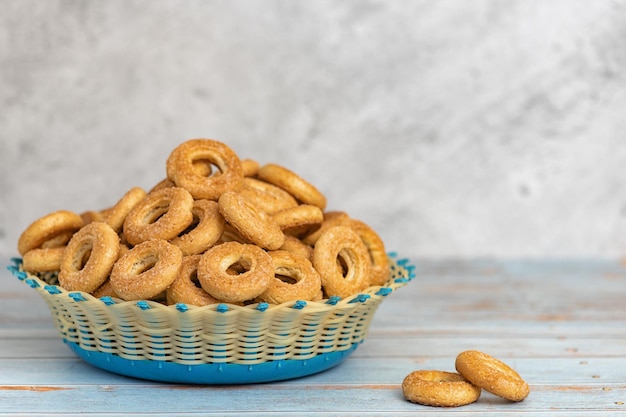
[190,270,203,289]
[275,273,297,285]
[192,159,214,177]
[191,158,221,178]
[132,256,158,275]
[144,204,170,225]
[177,214,200,237]
[337,255,349,278]
[41,232,73,249]
[226,258,252,275]
[74,246,92,271]
[80,249,92,268]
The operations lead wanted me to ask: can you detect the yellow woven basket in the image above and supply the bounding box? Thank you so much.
[8,252,414,384]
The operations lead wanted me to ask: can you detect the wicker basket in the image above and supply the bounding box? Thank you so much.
[7,252,414,384]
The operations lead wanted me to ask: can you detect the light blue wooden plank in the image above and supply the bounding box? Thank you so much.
[366,317,626,337]
[356,335,626,358]
[1,413,625,417]
[0,381,625,415]
[0,337,75,359]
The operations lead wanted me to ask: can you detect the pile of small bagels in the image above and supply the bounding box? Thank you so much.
[17,139,389,306]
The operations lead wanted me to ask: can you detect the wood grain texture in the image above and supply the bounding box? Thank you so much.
[1,256,625,415]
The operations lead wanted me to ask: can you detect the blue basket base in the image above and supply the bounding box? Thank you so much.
[65,340,361,384]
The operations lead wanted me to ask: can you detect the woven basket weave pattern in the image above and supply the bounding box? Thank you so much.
[10,255,413,366]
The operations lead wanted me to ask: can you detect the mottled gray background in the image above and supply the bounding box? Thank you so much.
[2,0,626,258]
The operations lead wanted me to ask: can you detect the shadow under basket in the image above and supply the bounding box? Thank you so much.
[7,252,415,384]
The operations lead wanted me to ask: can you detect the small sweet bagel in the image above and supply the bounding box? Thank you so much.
[170,199,225,255]
[17,210,84,255]
[39,230,73,249]
[258,250,322,304]
[191,158,215,177]
[346,218,389,286]
[197,241,273,303]
[455,350,530,402]
[279,234,314,261]
[219,223,250,244]
[241,158,260,177]
[236,177,298,215]
[312,226,371,298]
[218,191,285,250]
[166,138,244,200]
[402,370,482,407]
[103,186,147,233]
[22,247,65,272]
[80,210,105,226]
[166,255,220,306]
[123,187,194,245]
[92,279,120,299]
[110,239,183,301]
[272,204,323,238]
[303,213,388,286]
[58,222,120,293]
[257,163,327,210]
[302,211,350,246]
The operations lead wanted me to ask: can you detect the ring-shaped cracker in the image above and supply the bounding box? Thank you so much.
[92,279,120,299]
[18,210,84,256]
[302,213,389,286]
[103,186,147,233]
[22,247,66,272]
[39,230,73,249]
[58,222,120,293]
[241,158,260,177]
[166,139,244,200]
[302,211,350,246]
[166,255,220,306]
[170,199,225,255]
[273,204,323,237]
[110,239,183,301]
[149,160,216,194]
[80,210,105,226]
[346,218,389,286]
[312,225,371,298]
[123,187,194,245]
[218,191,284,250]
[197,241,273,303]
[455,350,530,402]
[402,370,482,407]
[219,223,249,244]
[279,235,314,261]
[258,250,322,304]
[257,163,327,209]
[237,177,298,215]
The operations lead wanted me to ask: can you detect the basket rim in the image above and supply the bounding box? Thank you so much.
[5,252,416,383]
[7,251,415,313]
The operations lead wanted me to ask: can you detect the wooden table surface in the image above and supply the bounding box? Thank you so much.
[1,254,625,416]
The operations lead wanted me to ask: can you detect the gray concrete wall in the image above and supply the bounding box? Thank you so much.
[2,0,626,258]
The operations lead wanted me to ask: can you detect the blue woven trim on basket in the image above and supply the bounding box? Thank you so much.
[64,340,360,384]
[44,285,62,295]
[69,292,87,302]
[6,260,27,280]
[6,251,417,305]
